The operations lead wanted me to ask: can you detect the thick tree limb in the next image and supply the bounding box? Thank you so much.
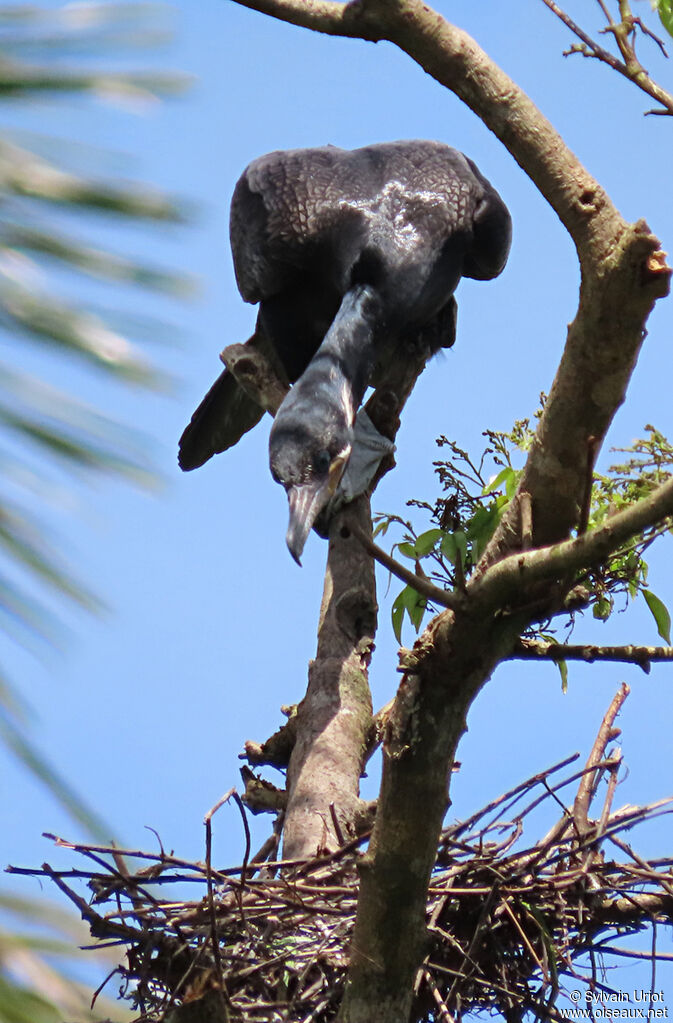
[282,494,377,860]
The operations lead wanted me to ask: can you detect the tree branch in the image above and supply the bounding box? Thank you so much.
[220,337,288,415]
[573,681,628,837]
[540,0,673,115]
[223,0,379,38]
[512,638,673,670]
[470,476,673,610]
[349,522,460,610]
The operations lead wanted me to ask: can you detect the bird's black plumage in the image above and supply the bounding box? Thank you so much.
[179,140,511,560]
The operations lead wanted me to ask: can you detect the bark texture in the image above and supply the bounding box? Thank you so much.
[283,496,376,860]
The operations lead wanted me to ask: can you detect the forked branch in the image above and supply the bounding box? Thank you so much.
[540,0,673,115]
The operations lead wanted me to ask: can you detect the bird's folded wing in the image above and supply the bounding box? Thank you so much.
[178,368,265,470]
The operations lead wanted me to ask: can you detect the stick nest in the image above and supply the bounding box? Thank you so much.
[11,714,673,1022]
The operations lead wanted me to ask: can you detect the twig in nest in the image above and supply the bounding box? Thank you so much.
[15,687,673,1021]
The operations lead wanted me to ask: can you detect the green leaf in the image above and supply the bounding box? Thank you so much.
[440,532,458,564]
[391,591,406,643]
[556,658,568,694]
[391,584,427,642]
[407,588,427,632]
[658,0,673,38]
[453,530,467,568]
[643,589,672,643]
[486,466,516,494]
[372,519,387,539]
[413,528,443,557]
[396,541,416,560]
[593,596,612,621]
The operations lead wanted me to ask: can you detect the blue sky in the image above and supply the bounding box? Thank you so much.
[2,0,672,1011]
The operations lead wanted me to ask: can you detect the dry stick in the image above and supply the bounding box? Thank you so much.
[499,764,612,833]
[573,683,629,836]
[591,944,673,962]
[41,832,235,878]
[541,0,624,69]
[595,0,615,28]
[580,747,622,876]
[204,790,236,1013]
[609,833,673,900]
[329,803,346,847]
[448,753,580,839]
[90,966,122,1011]
[421,969,456,1023]
[501,900,549,983]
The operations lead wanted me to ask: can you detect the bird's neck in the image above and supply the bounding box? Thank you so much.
[308,283,382,410]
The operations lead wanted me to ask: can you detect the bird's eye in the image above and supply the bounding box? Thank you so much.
[314,449,331,475]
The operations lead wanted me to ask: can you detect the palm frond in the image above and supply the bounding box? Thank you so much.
[0,1,188,854]
[0,8,190,1016]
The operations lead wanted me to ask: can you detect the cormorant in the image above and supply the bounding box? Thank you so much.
[179,140,511,563]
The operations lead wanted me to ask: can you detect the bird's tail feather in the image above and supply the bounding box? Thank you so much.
[178,368,265,470]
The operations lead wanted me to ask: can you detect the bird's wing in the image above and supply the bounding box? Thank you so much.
[177,365,265,471]
[230,145,368,304]
[230,140,510,310]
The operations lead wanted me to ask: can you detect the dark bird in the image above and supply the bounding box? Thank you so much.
[179,140,511,562]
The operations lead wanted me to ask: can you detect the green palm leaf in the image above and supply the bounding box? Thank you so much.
[0,4,190,1018]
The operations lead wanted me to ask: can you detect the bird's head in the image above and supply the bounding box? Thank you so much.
[269,421,351,565]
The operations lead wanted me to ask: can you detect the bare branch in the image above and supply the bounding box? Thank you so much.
[349,522,460,610]
[220,0,377,38]
[220,336,289,414]
[511,639,673,670]
[573,682,628,836]
[541,0,625,71]
[540,0,673,115]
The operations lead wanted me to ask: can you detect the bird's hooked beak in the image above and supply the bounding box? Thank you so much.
[285,452,349,565]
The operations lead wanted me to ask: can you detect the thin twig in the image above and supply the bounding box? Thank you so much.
[204,790,235,1013]
[350,521,460,609]
[540,0,673,114]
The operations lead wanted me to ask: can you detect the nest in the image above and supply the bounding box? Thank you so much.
[11,703,673,1022]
